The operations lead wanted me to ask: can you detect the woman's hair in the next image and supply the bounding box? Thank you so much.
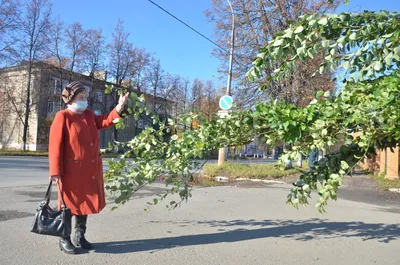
[61,81,86,104]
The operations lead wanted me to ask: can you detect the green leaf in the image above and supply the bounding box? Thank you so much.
[342,61,351,70]
[256,52,266,59]
[130,93,138,100]
[296,47,305,56]
[318,17,328,26]
[340,161,349,170]
[307,49,315,59]
[303,184,310,192]
[349,32,357,40]
[105,86,112,94]
[394,46,400,56]
[145,143,151,151]
[283,30,293,39]
[171,135,178,141]
[294,26,304,33]
[321,40,330,48]
[385,53,393,65]
[319,64,325,74]
[273,39,284,47]
[374,61,383,71]
[337,36,346,44]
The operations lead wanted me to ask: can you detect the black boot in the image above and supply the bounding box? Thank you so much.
[74,215,94,250]
[59,236,77,254]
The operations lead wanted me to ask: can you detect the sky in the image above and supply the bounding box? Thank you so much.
[51,0,399,85]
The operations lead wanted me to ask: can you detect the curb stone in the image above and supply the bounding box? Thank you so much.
[214,176,286,184]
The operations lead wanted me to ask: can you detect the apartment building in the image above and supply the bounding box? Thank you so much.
[0,62,173,151]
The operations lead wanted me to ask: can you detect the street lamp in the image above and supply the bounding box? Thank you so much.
[225,0,235,96]
[217,0,235,166]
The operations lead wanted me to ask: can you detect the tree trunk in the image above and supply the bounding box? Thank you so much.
[113,91,119,142]
[22,62,33,151]
[297,155,303,168]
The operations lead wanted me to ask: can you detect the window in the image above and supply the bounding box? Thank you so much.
[53,78,68,94]
[94,91,103,103]
[48,100,54,113]
[54,79,61,94]
[54,101,61,112]
[48,100,61,113]
[62,80,69,90]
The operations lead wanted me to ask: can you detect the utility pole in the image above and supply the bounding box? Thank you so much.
[218,0,235,166]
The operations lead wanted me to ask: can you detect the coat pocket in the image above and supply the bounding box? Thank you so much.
[63,160,82,178]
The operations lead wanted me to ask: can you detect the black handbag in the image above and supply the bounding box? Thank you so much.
[30,181,72,238]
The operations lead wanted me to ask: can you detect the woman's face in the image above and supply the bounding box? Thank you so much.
[70,90,88,104]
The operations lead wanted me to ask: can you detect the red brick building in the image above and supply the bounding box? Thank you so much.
[360,147,399,179]
[378,148,399,180]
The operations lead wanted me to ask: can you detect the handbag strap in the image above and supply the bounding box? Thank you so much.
[44,181,67,208]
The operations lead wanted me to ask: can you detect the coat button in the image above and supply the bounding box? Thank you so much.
[91,160,95,163]
[90,143,94,147]
[92,176,96,179]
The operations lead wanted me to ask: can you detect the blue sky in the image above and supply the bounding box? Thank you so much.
[52,0,399,84]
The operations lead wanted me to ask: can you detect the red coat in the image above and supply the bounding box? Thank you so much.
[49,108,121,215]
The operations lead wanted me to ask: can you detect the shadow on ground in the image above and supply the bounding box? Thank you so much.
[94,218,400,254]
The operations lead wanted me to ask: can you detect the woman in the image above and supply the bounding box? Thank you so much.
[49,81,129,254]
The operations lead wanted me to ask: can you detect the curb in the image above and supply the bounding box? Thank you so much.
[236,178,286,184]
[214,176,286,184]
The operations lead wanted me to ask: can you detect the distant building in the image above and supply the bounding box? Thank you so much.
[0,62,173,151]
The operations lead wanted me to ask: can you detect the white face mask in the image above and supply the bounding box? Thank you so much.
[68,100,88,113]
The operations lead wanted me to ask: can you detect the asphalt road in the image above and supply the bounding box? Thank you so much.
[0,157,399,265]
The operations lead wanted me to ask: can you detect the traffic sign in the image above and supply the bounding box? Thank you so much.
[219,95,233,110]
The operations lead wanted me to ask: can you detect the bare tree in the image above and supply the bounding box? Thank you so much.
[64,22,88,79]
[180,78,190,115]
[0,0,20,65]
[146,58,164,113]
[205,0,340,107]
[82,28,105,77]
[160,73,181,118]
[190,78,204,112]
[108,19,133,87]
[44,16,69,90]
[18,0,52,151]
[202,80,219,121]
[129,47,151,93]
[107,19,135,140]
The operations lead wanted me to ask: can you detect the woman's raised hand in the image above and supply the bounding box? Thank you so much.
[116,92,130,114]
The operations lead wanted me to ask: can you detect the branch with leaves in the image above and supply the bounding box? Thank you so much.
[105,10,400,212]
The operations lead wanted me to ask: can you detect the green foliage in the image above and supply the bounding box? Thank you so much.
[105,10,400,213]
[247,11,400,85]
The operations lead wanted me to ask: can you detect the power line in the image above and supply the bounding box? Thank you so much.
[146,0,230,55]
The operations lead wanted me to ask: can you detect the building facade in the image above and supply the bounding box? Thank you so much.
[0,62,173,151]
